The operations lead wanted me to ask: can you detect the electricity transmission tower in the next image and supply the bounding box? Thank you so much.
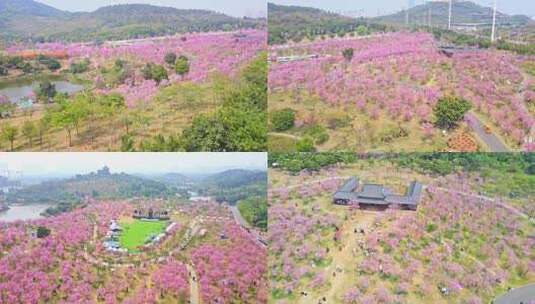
[448,0,453,30]
[491,0,497,42]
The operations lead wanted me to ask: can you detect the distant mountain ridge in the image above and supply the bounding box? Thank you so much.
[6,167,173,205]
[0,0,65,17]
[374,1,533,27]
[201,169,267,188]
[268,2,382,44]
[0,0,264,42]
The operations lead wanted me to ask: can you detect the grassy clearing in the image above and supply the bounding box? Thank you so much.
[118,219,167,251]
[268,133,298,152]
[268,91,450,152]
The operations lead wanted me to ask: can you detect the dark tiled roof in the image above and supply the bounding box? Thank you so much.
[358,184,386,199]
[338,177,359,193]
[333,177,422,207]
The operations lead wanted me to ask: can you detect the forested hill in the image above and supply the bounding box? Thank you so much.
[374,1,533,28]
[0,0,264,42]
[201,169,267,188]
[268,2,389,45]
[193,169,267,204]
[6,168,174,208]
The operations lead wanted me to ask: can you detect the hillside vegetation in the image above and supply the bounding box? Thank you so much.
[268,3,390,44]
[6,168,174,215]
[0,0,264,42]
[374,1,533,28]
[194,169,268,204]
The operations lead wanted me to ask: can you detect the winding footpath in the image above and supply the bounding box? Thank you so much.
[433,186,532,222]
[268,132,301,141]
[186,263,201,304]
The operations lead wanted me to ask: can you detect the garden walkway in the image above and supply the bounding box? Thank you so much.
[186,263,201,304]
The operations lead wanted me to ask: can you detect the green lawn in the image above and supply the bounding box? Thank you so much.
[118,219,168,251]
[268,134,298,152]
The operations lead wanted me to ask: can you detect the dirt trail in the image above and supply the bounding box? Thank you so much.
[92,221,98,243]
[433,186,531,221]
[186,263,201,304]
[268,132,301,140]
[271,176,351,191]
[299,211,376,304]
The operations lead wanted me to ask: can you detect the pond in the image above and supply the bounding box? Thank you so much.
[0,78,84,103]
[0,204,52,222]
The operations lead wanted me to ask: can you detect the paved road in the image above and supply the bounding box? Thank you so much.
[230,205,267,247]
[465,112,509,152]
[230,205,250,229]
[493,283,535,304]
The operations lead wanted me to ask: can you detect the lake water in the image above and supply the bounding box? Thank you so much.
[0,204,52,222]
[0,80,84,103]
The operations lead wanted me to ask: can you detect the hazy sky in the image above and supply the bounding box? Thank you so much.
[37,0,267,17]
[270,0,535,18]
[0,153,267,176]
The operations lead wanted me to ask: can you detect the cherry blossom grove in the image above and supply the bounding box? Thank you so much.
[7,30,266,107]
[269,32,535,150]
[268,167,534,303]
[0,200,268,303]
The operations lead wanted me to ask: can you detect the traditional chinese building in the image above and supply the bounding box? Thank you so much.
[333,177,422,210]
[133,208,170,220]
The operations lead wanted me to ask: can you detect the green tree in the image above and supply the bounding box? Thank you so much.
[67,95,91,136]
[151,64,168,84]
[99,93,125,111]
[175,55,190,79]
[433,96,472,129]
[35,80,57,103]
[296,137,315,152]
[356,25,369,36]
[342,48,354,62]
[21,120,36,148]
[120,134,136,152]
[36,226,51,238]
[1,124,18,151]
[237,51,267,110]
[237,197,267,230]
[46,59,61,71]
[37,118,50,146]
[141,63,168,84]
[178,53,267,151]
[270,108,295,132]
[69,59,89,74]
[0,95,15,117]
[47,95,89,146]
[164,52,177,65]
[141,63,154,80]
